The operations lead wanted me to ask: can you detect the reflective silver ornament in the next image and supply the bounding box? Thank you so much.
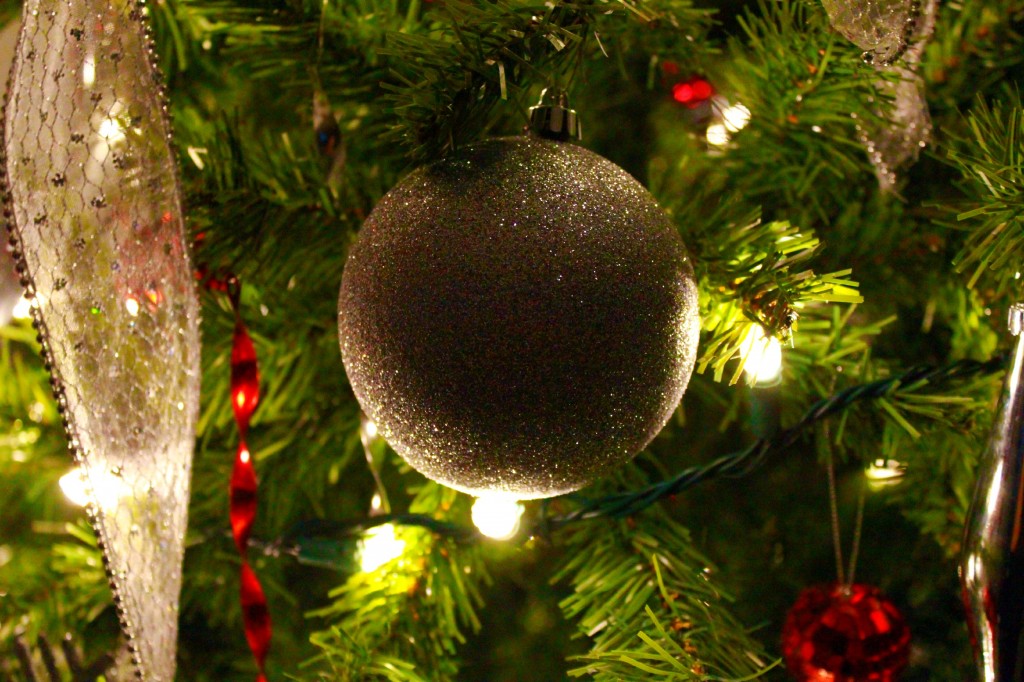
[961,303,1024,681]
[338,136,699,499]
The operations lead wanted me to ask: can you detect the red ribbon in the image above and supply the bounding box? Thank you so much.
[227,282,271,680]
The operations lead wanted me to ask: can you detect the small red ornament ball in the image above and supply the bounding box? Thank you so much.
[781,583,911,682]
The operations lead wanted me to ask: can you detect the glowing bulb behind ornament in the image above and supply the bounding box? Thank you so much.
[359,524,405,572]
[740,325,783,386]
[360,416,379,442]
[472,496,524,540]
[97,117,125,143]
[59,467,129,511]
[82,54,96,88]
[11,295,31,320]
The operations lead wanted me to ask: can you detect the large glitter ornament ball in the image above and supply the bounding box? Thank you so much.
[782,583,911,682]
[338,135,699,499]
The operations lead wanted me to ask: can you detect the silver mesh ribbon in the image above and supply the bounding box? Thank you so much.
[821,0,930,66]
[1,0,201,679]
[822,0,937,190]
[855,67,932,191]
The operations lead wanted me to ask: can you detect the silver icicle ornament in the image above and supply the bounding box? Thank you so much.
[961,302,1024,680]
[337,99,699,499]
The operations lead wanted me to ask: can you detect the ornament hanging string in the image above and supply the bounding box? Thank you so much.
[241,353,1006,565]
[783,393,912,682]
[822,418,866,588]
[225,278,272,681]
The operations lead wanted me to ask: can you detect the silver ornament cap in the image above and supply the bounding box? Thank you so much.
[529,88,581,142]
[961,302,1024,681]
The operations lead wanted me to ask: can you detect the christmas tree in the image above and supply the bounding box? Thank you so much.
[0,0,1022,679]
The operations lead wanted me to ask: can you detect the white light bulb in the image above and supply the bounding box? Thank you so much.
[59,467,127,511]
[740,325,783,386]
[11,295,31,321]
[865,458,906,489]
[125,296,140,317]
[706,122,729,147]
[722,103,751,133]
[472,495,524,540]
[359,523,405,572]
[59,468,91,507]
[360,417,378,442]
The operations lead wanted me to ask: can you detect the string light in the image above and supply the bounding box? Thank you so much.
[865,458,906,489]
[707,101,752,147]
[740,325,783,386]
[59,467,128,511]
[360,417,378,442]
[721,104,751,132]
[706,123,729,147]
[11,296,31,320]
[359,523,405,572]
[471,495,524,540]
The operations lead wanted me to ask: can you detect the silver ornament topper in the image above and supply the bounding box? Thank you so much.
[1,0,201,679]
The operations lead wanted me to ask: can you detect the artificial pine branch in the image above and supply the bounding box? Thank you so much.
[554,498,773,681]
[305,484,489,681]
[0,0,1019,673]
[692,212,862,383]
[925,0,1024,111]
[381,0,712,161]
[720,0,878,220]
[945,95,1024,291]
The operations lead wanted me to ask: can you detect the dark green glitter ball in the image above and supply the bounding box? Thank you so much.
[338,136,699,499]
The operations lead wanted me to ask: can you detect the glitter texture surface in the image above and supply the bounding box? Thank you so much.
[782,583,911,681]
[1,0,201,678]
[338,136,699,499]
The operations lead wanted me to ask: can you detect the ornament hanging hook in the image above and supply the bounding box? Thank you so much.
[226,274,242,313]
[529,88,581,141]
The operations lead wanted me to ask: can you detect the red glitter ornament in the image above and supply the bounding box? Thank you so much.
[782,583,911,682]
